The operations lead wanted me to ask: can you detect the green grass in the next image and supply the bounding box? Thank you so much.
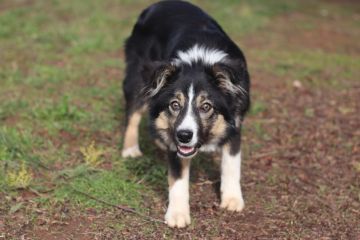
[25,64,72,86]
[0,127,41,166]
[253,50,360,89]
[55,170,144,209]
[31,95,88,134]
[0,99,29,121]
[249,101,267,116]
[195,0,298,37]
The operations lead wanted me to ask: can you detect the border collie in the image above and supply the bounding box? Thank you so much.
[122,1,250,228]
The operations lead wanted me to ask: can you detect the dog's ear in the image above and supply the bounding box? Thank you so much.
[212,60,250,112]
[141,61,177,98]
[212,60,249,97]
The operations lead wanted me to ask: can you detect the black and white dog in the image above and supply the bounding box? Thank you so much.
[122,1,250,228]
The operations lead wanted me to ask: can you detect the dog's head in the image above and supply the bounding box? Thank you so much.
[142,60,250,158]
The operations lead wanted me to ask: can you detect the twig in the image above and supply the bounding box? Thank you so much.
[29,187,44,197]
[69,186,165,224]
[195,179,220,186]
[251,150,278,159]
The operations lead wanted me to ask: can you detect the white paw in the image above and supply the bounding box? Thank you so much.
[121,145,143,158]
[165,207,191,228]
[220,194,244,212]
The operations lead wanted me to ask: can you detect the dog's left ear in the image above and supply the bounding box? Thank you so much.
[212,60,250,112]
[141,61,177,98]
[212,60,249,97]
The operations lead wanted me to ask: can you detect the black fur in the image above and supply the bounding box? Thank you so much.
[123,0,250,173]
[123,0,251,228]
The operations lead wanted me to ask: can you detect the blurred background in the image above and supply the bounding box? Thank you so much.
[0,0,359,239]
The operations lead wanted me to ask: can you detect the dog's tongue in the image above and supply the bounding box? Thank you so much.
[178,146,194,154]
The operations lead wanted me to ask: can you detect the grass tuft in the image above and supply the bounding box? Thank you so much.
[80,141,104,167]
[6,162,33,189]
[124,156,167,188]
[0,127,40,166]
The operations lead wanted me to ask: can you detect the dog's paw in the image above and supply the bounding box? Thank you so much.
[121,145,143,158]
[220,194,244,212]
[165,208,191,228]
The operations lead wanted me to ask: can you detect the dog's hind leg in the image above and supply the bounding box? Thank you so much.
[121,75,146,158]
[121,58,146,158]
[121,107,144,158]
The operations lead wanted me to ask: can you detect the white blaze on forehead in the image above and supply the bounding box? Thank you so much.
[173,44,228,66]
[177,84,198,146]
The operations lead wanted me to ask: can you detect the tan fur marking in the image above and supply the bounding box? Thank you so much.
[155,112,169,130]
[180,158,191,176]
[201,118,209,129]
[222,143,230,152]
[195,92,207,107]
[155,139,167,150]
[123,112,142,149]
[168,172,176,188]
[210,114,227,138]
[168,158,191,189]
[175,91,185,106]
[196,92,214,117]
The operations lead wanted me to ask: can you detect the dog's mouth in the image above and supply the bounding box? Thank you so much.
[177,145,198,158]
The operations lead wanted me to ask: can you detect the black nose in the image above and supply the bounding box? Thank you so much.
[177,130,193,143]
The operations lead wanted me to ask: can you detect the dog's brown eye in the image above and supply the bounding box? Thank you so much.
[201,103,212,113]
[170,101,181,111]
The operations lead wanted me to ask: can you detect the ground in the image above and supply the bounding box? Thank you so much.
[0,0,359,239]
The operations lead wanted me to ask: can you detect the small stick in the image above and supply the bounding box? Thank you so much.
[70,186,165,224]
[251,150,278,159]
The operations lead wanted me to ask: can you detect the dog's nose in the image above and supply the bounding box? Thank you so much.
[177,130,193,144]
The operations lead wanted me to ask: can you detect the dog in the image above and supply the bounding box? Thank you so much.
[122,1,250,228]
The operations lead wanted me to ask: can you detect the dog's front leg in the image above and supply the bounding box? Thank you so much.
[165,152,191,228]
[220,134,245,212]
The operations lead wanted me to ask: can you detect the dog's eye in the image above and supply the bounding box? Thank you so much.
[201,103,212,113]
[170,101,181,111]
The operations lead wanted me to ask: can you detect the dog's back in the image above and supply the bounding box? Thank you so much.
[123,1,247,114]
[125,1,244,61]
